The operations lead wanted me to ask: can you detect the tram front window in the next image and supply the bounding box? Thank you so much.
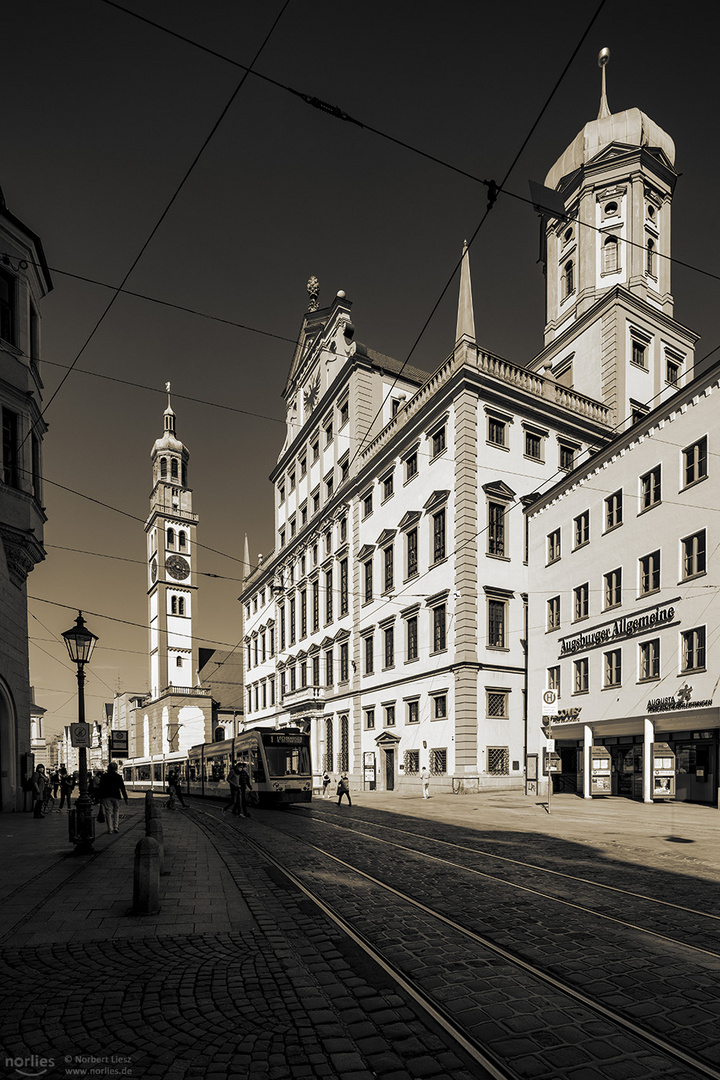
[265,745,311,777]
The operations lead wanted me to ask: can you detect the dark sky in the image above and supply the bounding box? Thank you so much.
[7,0,718,737]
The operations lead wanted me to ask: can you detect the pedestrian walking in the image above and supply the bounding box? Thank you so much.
[50,769,60,798]
[222,763,241,815]
[168,769,186,807]
[237,762,253,817]
[421,766,430,799]
[58,769,74,811]
[337,774,352,806]
[97,762,128,834]
[31,765,47,819]
[321,771,331,798]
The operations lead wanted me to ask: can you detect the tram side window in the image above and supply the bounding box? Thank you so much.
[264,744,311,777]
[138,765,151,782]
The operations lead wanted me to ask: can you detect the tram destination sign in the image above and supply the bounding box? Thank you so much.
[560,600,676,657]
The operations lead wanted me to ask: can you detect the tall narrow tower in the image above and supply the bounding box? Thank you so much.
[145,385,198,698]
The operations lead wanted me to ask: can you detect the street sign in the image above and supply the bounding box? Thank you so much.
[542,689,558,716]
[70,723,91,748]
[547,739,555,752]
[109,730,129,755]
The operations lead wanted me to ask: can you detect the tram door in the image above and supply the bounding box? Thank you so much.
[384,749,395,791]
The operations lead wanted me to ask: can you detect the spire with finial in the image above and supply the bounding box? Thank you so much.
[164,380,176,434]
[597,47,610,120]
[455,240,476,346]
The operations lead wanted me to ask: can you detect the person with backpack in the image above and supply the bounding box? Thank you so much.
[337,774,352,806]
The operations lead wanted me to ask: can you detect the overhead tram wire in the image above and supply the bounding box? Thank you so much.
[18,0,295,455]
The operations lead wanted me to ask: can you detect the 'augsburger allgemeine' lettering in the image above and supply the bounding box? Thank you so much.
[559,603,675,656]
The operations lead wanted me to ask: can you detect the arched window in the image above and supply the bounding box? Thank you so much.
[214,727,225,742]
[171,596,177,615]
[339,714,349,773]
[179,531,186,549]
[160,457,167,479]
[603,235,618,273]
[171,459,178,480]
[167,528,175,548]
[324,717,334,773]
[646,238,655,276]
[178,597,185,616]
[176,656,183,667]
[563,260,574,298]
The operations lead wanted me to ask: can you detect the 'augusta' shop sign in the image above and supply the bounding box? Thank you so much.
[559,600,677,657]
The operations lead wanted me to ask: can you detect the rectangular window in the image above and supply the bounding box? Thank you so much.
[430,748,447,775]
[488,416,506,446]
[433,694,447,719]
[488,502,505,557]
[559,443,576,471]
[312,491,320,515]
[573,511,589,548]
[681,627,706,672]
[432,604,446,652]
[339,642,349,682]
[574,583,589,621]
[547,529,561,563]
[486,691,509,719]
[604,567,622,609]
[433,509,446,562]
[0,270,16,344]
[525,431,542,460]
[384,625,394,668]
[666,358,680,385]
[364,634,374,675]
[431,425,446,458]
[488,598,506,648]
[2,408,19,488]
[682,530,706,579]
[311,439,319,462]
[362,491,373,518]
[289,665,296,692]
[404,749,420,774]
[363,559,373,604]
[269,628,275,657]
[299,456,307,477]
[547,596,560,631]
[339,456,349,484]
[339,558,349,615]
[605,490,623,530]
[300,589,307,638]
[407,528,418,578]
[683,437,708,488]
[547,666,560,693]
[407,616,418,660]
[339,399,349,427]
[288,471,295,491]
[324,420,333,446]
[289,598,296,645]
[325,475,334,500]
[300,662,307,689]
[311,579,320,632]
[407,701,419,724]
[384,705,396,727]
[278,484,285,504]
[631,340,647,368]
[639,639,660,681]
[639,550,661,595]
[325,648,333,686]
[604,649,622,687]
[405,452,418,481]
[280,605,286,651]
[640,466,661,510]
[573,657,589,693]
[365,708,375,730]
[325,569,333,623]
[382,470,394,500]
[312,655,320,686]
[384,545,394,591]
[487,747,509,775]
[270,677,276,705]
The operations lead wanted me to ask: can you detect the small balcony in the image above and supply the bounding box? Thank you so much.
[282,685,325,712]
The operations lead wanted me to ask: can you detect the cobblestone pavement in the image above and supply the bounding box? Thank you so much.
[0,791,718,1080]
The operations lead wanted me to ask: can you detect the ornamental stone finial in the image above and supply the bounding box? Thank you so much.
[307,276,320,311]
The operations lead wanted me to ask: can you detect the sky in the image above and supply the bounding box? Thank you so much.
[5,0,719,739]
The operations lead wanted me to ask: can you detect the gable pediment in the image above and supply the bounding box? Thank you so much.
[482,480,516,500]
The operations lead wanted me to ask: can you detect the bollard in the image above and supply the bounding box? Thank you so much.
[144,791,155,829]
[147,816,164,873]
[132,836,161,915]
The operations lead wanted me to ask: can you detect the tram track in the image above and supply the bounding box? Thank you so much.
[191,804,720,1080]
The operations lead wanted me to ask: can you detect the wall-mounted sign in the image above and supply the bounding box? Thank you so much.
[109,730,128,754]
[560,601,676,657]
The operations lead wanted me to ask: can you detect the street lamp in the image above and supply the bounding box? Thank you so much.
[62,611,98,854]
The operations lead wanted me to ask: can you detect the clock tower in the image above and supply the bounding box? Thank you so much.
[145,386,198,698]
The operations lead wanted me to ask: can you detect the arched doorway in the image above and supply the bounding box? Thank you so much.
[0,678,18,811]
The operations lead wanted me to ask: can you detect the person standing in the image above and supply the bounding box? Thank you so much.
[50,769,60,798]
[58,769,74,812]
[321,771,331,798]
[237,763,253,817]
[222,763,241,815]
[98,762,129,834]
[337,774,352,806]
[168,769,186,807]
[31,765,47,819]
[421,766,430,800]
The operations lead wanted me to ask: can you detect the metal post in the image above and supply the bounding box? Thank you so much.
[73,664,95,854]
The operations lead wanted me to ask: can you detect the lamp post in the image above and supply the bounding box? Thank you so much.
[62,611,98,854]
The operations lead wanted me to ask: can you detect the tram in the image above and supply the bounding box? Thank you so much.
[122,728,312,807]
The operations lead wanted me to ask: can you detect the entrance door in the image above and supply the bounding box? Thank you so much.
[385,749,395,791]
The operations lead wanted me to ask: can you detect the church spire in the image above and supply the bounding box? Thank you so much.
[455,241,476,345]
[164,380,176,435]
[597,47,610,120]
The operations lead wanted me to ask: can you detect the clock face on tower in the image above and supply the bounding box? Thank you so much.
[150,558,158,583]
[165,554,191,581]
[303,373,320,414]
